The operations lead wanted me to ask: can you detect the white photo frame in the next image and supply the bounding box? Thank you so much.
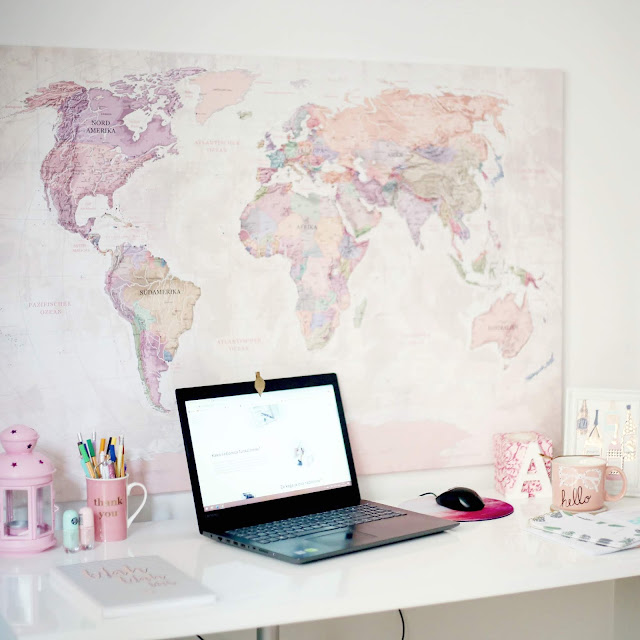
[564,388,640,496]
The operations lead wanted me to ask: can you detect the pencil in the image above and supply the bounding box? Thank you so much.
[87,438,98,473]
[116,444,124,478]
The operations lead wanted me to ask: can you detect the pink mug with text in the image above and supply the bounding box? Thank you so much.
[86,475,148,542]
[551,456,627,512]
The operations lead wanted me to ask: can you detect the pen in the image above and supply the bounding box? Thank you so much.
[78,456,90,478]
[82,441,93,471]
[86,438,98,475]
[76,434,90,477]
[78,442,96,479]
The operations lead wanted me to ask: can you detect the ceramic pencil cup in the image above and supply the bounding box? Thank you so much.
[86,475,147,542]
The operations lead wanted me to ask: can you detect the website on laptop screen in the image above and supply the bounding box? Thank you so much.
[185,384,353,510]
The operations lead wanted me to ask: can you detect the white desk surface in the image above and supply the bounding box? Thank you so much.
[2,479,640,640]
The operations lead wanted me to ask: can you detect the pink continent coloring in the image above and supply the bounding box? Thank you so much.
[239,184,369,350]
[105,244,200,411]
[25,68,204,241]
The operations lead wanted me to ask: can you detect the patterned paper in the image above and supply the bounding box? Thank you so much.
[528,510,640,550]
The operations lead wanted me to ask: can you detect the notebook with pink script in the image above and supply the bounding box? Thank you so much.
[50,555,216,618]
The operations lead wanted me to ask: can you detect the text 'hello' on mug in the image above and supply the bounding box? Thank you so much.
[551,455,627,512]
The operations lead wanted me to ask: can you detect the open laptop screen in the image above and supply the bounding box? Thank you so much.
[184,383,353,511]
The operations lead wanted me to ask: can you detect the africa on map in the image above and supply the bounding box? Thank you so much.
[0,46,562,499]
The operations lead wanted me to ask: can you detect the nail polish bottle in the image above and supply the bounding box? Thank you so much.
[63,509,80,553]
[79,507,95,550]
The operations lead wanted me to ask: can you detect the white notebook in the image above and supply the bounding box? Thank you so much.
[50,555,216,618]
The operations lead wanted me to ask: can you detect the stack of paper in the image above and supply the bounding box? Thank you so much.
[527,508,640,555]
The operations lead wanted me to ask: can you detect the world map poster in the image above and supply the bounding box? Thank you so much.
[0,46,562,500]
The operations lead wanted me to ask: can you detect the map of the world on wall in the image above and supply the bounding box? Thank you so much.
[0,46,562,500]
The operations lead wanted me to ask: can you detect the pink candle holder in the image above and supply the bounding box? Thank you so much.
[0,425,57,555]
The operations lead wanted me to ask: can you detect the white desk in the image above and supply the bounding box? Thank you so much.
[1,487,640,640]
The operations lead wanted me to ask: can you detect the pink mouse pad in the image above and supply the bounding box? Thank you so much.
[400,495,514,522]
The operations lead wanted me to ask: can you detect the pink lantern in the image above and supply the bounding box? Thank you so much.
[0,425,56,555]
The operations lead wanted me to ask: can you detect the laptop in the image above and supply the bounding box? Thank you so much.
[176,373,458,564]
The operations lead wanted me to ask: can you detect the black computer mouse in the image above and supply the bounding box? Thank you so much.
[436,487,485,512]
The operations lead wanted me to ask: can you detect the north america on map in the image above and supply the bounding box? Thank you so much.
[18,65,254,412]
[0,46,562,499]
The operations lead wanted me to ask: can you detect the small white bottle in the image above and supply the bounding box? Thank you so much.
[78,507,95,550]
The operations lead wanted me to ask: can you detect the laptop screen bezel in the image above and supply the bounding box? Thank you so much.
[175,373,361,532]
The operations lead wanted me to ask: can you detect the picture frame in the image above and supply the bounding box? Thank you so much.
[564,388,640,496]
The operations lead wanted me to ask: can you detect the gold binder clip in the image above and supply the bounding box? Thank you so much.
[254,372,265,396]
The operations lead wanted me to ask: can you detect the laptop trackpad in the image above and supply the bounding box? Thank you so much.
[308,529,378,543]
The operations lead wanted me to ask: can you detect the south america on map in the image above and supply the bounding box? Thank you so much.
[0,46,562,499]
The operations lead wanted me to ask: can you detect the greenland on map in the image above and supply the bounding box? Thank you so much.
[0,46,562,500]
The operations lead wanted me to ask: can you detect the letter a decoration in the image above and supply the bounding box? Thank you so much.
[494,432,552,500]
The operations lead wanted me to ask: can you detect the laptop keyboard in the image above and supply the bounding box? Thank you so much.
[228,504,405,544]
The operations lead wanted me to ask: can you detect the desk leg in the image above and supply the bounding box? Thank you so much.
[614,577,640,640]
[256,625,279,640]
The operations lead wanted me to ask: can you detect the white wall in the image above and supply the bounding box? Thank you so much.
[2,2,639,637]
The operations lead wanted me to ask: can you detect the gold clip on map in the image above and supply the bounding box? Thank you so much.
[254,372,266,396]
